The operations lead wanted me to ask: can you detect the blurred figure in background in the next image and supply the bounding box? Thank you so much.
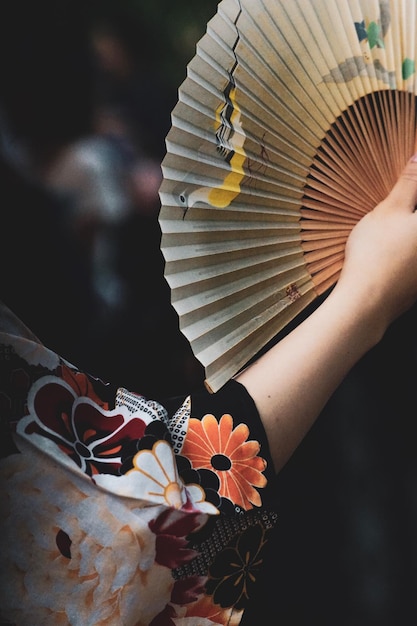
[0,0,203,397]
[0,0,97,367]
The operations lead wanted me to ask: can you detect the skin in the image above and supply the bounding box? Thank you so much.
[237,154,417,473]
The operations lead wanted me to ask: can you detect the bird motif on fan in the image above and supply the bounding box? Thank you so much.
[177,3,247,216]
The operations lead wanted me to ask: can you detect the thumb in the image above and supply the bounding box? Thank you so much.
[383,153,417,212]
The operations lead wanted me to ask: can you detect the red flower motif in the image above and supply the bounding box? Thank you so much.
[149,507,202,569]
[59,364,110,409]
[149,577,207,626]
[24,375,146,476]
[170,576,206,605]
[149,604,177,626]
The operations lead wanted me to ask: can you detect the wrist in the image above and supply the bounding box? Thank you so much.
[325,281,388,355]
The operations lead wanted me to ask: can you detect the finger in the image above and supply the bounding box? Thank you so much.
[384,154,417,212]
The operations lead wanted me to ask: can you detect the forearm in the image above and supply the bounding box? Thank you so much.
[236,284,385,473]
[236,155,417,473]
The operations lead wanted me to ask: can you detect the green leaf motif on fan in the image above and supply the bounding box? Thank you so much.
[324,2,415,86]
[366,21,385,49]
[403,58,416,81]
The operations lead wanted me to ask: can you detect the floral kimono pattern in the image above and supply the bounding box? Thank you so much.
[0,307,278,626]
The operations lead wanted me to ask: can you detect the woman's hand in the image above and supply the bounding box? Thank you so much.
[237,154,417,473]
[336,154,417,338]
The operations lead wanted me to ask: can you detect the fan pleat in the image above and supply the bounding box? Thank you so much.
[175,255,309,331]
[198,288,317,394]
[167,249,302,297]
[159,0,417,391]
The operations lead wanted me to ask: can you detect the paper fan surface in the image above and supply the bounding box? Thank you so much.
[159,0,417,392]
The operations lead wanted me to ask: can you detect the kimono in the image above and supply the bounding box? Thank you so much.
[0,303,278,626]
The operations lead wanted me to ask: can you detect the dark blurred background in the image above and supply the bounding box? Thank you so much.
[1,1,417,624]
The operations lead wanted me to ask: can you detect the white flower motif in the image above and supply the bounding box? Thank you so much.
[130,440,185,508]
[95,440,218,515]
[0,439,173,625]
[185,484,219,515]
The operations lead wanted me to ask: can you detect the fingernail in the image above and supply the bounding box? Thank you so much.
[411,153,417,162]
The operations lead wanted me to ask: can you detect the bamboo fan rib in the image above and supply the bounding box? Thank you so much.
[159,0,417,392]
[302,90,417,294]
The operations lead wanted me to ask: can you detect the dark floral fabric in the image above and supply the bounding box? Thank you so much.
[0,318,278,625]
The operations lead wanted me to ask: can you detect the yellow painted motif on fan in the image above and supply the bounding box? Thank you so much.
[208,83,247,209]
[177,3,246,215]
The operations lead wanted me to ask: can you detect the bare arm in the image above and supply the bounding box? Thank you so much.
[237,155,417,473]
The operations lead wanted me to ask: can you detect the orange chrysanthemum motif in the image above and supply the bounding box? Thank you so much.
[185,592,243,625]
[182,413,267,510]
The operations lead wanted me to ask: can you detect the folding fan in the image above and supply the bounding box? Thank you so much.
[159,0,417,392]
